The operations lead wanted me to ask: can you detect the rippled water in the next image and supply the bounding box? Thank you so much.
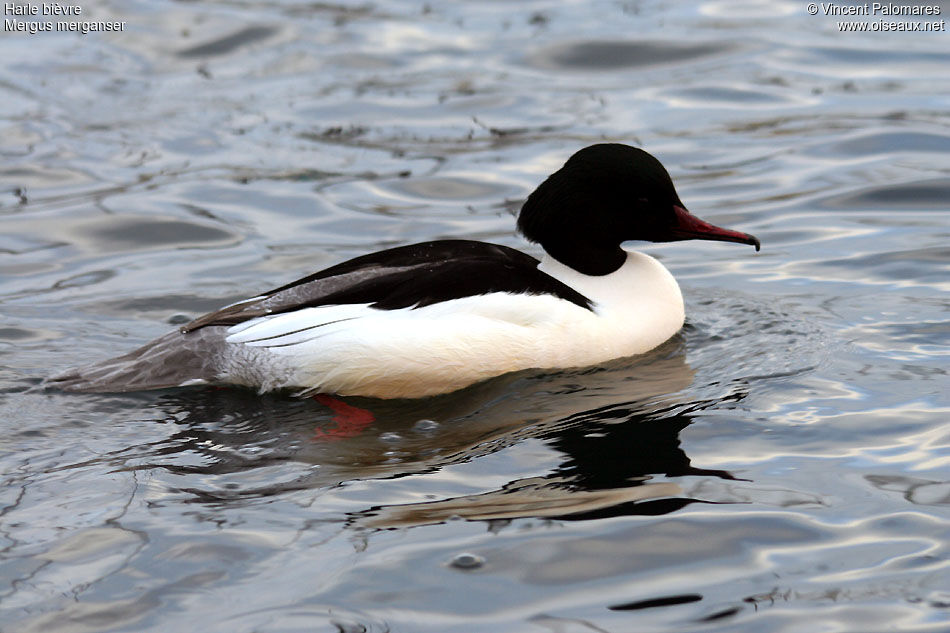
[2,1,949,632]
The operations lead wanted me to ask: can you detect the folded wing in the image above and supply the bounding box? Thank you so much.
[181,239,592,333]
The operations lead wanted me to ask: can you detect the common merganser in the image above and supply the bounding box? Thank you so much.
[48,144,760,399]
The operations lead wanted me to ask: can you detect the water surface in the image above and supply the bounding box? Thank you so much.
[1,1,948,632]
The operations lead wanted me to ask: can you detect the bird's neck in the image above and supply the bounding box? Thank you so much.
[539,249,684,322]
[540,239,627,276]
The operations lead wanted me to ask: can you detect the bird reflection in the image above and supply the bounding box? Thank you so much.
[538,396,741,520]
[113,337,745,524]
[350,397,741,529]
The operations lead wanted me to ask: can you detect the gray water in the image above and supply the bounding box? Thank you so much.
[2,1,949,632]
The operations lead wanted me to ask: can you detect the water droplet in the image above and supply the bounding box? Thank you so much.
[412,419,440,434]
[449,552,484,570]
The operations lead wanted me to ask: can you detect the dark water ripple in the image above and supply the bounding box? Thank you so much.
[526,40,737,71]
[1,1,949,632]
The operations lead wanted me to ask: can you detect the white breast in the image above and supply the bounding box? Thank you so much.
[537,249,685,355]
[216,249,685,398]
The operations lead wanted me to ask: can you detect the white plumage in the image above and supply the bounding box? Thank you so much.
[212,251,684,398]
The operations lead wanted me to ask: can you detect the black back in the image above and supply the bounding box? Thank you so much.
[182,240,592,332]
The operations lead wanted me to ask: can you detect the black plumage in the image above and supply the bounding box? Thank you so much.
[182,239,593,332]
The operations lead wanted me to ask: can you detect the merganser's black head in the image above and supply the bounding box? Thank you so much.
[518,143,760,276]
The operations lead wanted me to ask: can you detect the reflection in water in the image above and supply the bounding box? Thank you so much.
[94,340,743,527]
[353,393,742,529]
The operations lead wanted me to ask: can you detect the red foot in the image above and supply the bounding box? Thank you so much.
[312,394,375,441]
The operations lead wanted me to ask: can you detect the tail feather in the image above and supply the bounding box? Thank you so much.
[47,327,228,393]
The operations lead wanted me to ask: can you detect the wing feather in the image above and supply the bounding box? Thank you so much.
[225,306,368,346]
[182,240,592,334]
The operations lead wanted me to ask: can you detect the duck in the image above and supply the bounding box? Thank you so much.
[48,143,760,399]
